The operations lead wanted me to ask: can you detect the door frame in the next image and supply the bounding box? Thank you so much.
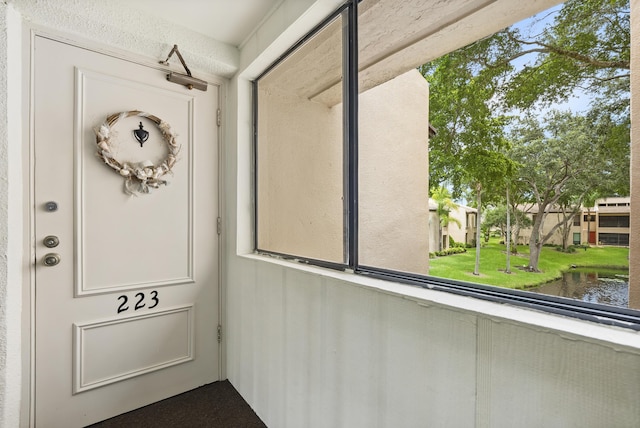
[20,25,228,427]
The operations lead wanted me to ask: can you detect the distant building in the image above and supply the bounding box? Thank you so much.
[429,199,477,252]
[519,197,630,246]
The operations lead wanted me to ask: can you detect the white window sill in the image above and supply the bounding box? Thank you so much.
[240,253,640,351]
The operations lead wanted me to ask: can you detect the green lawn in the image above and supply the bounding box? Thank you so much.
[428,240,629,289]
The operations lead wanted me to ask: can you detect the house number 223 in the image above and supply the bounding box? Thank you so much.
[117,291,159,314]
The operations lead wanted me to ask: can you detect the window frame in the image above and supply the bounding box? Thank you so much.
[253,0,640,330]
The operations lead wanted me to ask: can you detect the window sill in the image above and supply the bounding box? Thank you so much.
[240,253,640,351]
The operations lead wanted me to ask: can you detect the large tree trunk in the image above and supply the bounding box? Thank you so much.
[528,242,543,271]
[561,219,572,250]
[527,207,545,272]
[474,184,482,276]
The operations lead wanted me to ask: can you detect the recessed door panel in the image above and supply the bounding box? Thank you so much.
[76,70,195,294]
[74,306,194,393]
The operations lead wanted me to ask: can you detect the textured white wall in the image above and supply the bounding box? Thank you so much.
[0,3,10,424]
[0,3,23,426]
[226,258,640,427]
[11,0,239,77]
[228,0,640,427]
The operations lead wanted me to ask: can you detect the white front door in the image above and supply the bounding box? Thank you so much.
[33,36,220,427]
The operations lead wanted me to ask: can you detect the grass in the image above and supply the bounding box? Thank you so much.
[428,239,629,290]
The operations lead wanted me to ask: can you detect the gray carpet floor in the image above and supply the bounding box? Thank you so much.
[86,380,267,428]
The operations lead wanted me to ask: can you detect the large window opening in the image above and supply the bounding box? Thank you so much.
[254,0,639,328]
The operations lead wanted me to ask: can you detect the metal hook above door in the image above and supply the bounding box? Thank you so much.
[159,44,208,91]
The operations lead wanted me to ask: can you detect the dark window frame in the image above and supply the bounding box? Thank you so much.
[253,0,640,330]
[599,233,630,246]
[599,215,630,228]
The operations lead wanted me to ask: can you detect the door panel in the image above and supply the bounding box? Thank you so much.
[77,69,194,294]
[34,36,219,427]
[73,305,194,393]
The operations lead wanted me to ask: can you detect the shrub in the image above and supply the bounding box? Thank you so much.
[434,247,467,257]
[449,236,455,247]
[555,245,578,253]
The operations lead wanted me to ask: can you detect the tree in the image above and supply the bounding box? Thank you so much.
[509,112,610,271]
[483,202,532,248]
[420,41,515,276]
[505,179,534,252]
[483,205,508,241]
[419,39,513,196]
[431,186,461,251]
[500,0,629,110]
[421,0,629,274]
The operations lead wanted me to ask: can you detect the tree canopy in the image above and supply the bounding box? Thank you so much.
[420,0,630,273]
[509,111,612,270]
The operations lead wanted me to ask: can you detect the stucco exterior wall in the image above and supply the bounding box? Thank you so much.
[359,69,430,274]
[257,65,431,269]
[519,199,631,248]
[448,206,476,246]
[428,209,439,253]
[256,85,343,262]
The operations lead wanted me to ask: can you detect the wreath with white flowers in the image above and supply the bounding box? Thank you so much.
[94,111,180,195]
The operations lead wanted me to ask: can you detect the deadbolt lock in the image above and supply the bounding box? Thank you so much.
[43,253,61,267]
[43,235,59,248]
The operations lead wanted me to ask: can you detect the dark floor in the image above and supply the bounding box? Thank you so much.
[87,380,267,428]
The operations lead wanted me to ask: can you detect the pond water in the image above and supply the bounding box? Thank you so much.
[529,270,629,308]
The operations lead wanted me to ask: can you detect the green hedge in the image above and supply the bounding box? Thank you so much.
[433,247,467,257]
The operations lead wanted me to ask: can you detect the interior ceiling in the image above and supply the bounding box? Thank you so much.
[127,0,282,46]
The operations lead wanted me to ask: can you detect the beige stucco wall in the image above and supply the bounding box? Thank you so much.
[519,200,631,248]
[519,212,573,246]
[258,59,431,269]
[358,70,430,274]
[448,206,476,246]
[256,84,344,262]
[428,208,439,254]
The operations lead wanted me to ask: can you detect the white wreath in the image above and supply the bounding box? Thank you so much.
[95,110,180,195]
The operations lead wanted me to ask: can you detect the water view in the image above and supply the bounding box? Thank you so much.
[529,269,629,308]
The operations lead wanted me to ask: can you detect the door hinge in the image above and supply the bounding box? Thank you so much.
[217,108,222,127]
[217,217,222,235]
[217,325,223,343]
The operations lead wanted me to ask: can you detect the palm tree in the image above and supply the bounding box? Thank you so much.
[431,186,461,251]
